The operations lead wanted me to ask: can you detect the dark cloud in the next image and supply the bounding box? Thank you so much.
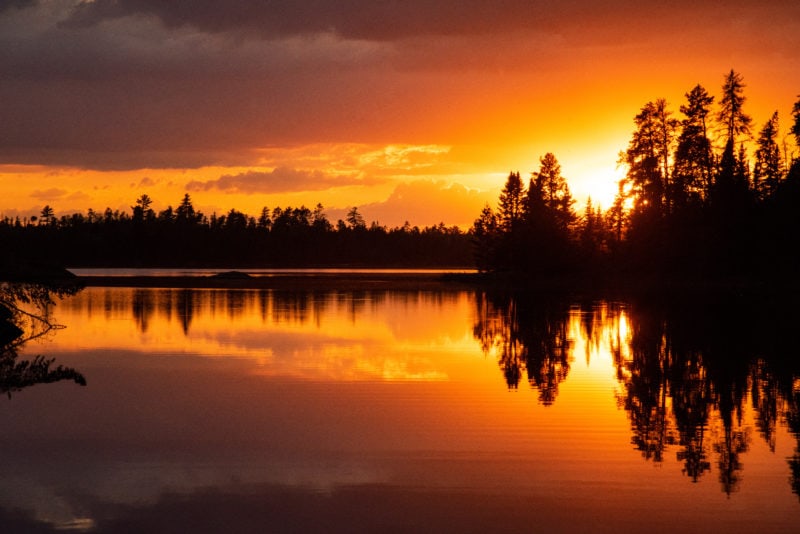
[186,167,374,194]
[0,0,798,172]
[63,0,561,40]
[61,0,800,42]
[0,0,36,13]
[0,15,418,169]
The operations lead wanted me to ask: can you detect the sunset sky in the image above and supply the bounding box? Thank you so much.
[1,1,798,228]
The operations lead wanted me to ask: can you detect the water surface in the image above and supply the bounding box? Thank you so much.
[2,285,799,532]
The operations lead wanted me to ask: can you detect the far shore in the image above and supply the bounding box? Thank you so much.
[71,270,800,299]
[73,271,478,291]
[5,263,800,297]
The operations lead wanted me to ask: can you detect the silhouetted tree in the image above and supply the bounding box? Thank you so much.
[531,153,575,232]
[257,206,271,229]
[622,100,676,216]
[39,205,55,226]
[735,142,752,190]
[175,193,201,225]
[718,69,752,146]
[158,205,174,223]
[753,111,784,199]
[673,84,715,205]
[132,194,155,223]
[791,95,800,150]
[345,206,366,229]
[518,154,577,273]
[311,203,332,232]
[619,100,680,271]
[578,198,608,264]
[606,184,627,251]
[471,205,498,272]
[494,171,526,270]
[498,171,525,233]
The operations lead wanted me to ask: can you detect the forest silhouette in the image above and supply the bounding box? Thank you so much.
[1,198,471,270]
[2,69,799,284]
[473,70,800,282]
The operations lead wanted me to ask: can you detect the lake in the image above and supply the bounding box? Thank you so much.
[2,282,800,533]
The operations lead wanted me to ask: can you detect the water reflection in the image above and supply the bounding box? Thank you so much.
[473,290,800,497]
[473,291,572,404]
[56,286,800,498]
[0,282,86,397]
[120,288,396,333]
[5,285,800,532]
[58,287,468,382]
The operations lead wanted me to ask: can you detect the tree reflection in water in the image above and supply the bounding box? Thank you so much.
[0,282,86,398]
[82,285,800,499]
[473,291,571,405]
[473,290,800,498]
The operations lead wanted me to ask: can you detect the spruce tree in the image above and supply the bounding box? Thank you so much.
[753,111,783,199]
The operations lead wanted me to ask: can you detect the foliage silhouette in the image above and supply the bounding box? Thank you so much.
[471,70,800,282]
[0,281,86,398]
[1,198,472,269]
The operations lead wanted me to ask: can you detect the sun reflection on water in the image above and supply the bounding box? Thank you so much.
[8,286,800,531]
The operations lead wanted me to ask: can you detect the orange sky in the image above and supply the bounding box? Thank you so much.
[1,1,799,227]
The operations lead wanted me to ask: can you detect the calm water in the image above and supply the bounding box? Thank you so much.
[67,268,477,277]
[2,284,800,532]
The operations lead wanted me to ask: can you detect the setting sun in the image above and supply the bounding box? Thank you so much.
[1,2,798,228]
[4,3,800,532]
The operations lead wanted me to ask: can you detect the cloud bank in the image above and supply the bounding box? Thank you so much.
[1,1,797,171]
[187,167,375,194]
[349,180,495,228]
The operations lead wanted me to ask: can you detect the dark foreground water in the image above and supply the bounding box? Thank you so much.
[2,284,800,532]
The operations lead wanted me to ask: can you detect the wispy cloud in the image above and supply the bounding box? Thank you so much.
[30,187,68,200]
[358,145,451,172]
[186,167,377,194]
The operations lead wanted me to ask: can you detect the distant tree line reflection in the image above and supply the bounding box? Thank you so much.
[473,290,800,497]
[62,287,461,337]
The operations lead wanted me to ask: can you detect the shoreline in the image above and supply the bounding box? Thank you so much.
[73,272,477,291]
[71,272,799,297]
[5,264,799,297]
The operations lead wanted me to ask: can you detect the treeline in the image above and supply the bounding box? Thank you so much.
[1,196,472,268]
[474,70,800,281]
